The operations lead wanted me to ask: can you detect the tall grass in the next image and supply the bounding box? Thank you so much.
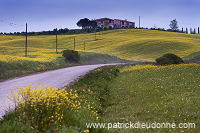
[105,63,200,132]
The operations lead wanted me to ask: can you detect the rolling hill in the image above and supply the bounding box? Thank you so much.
[0,29,200,132]
[0,29,200,62]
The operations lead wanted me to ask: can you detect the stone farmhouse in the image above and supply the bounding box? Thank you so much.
[92,18,135,28]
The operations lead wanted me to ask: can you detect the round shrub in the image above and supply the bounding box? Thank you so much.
[156,53,184,65]
[155,56,172,65]
[62,50,80,62]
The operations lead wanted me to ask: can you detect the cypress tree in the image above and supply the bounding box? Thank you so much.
[186,28,188,34]
[194,28,196,34]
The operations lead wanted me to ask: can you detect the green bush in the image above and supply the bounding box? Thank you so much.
[62,50,80,62]
[156,53,184,65]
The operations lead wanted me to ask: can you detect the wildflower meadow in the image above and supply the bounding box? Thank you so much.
[0,29,199,132]
[105,63,200,132]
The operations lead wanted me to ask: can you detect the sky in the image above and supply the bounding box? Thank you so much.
[1,0,200,33]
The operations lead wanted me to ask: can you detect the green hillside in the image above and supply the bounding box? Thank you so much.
[1,29,200,132]
[0,29,200,62]
[105,63,200,132]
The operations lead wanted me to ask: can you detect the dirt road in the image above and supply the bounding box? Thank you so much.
[0,63,121,118]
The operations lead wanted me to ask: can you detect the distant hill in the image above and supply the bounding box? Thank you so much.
[0,29,199,62]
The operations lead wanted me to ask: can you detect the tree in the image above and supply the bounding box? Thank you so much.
[194,28,196,34]
[89,21,97,29]
[77,18,97,29]
[77,18,90,29]
[169,19,178,31]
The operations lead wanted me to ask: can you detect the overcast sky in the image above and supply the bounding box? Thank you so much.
[1,0,200,32]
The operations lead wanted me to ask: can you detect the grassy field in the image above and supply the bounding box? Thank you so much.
[104,63,200,132]
[0,29,200,132]
[0,29,199,80]
[0,63,199,132]
[0,29,200,62]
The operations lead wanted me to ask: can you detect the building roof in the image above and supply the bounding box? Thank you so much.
[114,19,134,23]
[92,18,135,24]
[93,18,113,21]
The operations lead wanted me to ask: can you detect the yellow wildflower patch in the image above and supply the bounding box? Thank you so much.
[121,63,200,72]
[7,85,99,132]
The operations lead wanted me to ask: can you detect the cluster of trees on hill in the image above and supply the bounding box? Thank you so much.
[149,19,200,34]
[0,28,70,35]
[150,27,200,34]
[150,19,200,34]
[76,18,97,29]
[0,27,110,36]
[1,18,199,35]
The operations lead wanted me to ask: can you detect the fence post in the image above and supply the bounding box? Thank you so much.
[56,28,58,54]
[25,23,28,57]
[139,16,140,28]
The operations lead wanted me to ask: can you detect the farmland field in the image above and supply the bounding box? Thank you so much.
[104,63,200,132]
[0,29,200,62]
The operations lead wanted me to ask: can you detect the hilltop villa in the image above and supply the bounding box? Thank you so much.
[92,18,135,28]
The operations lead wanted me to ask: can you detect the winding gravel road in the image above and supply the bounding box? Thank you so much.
[0,63,122,118]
